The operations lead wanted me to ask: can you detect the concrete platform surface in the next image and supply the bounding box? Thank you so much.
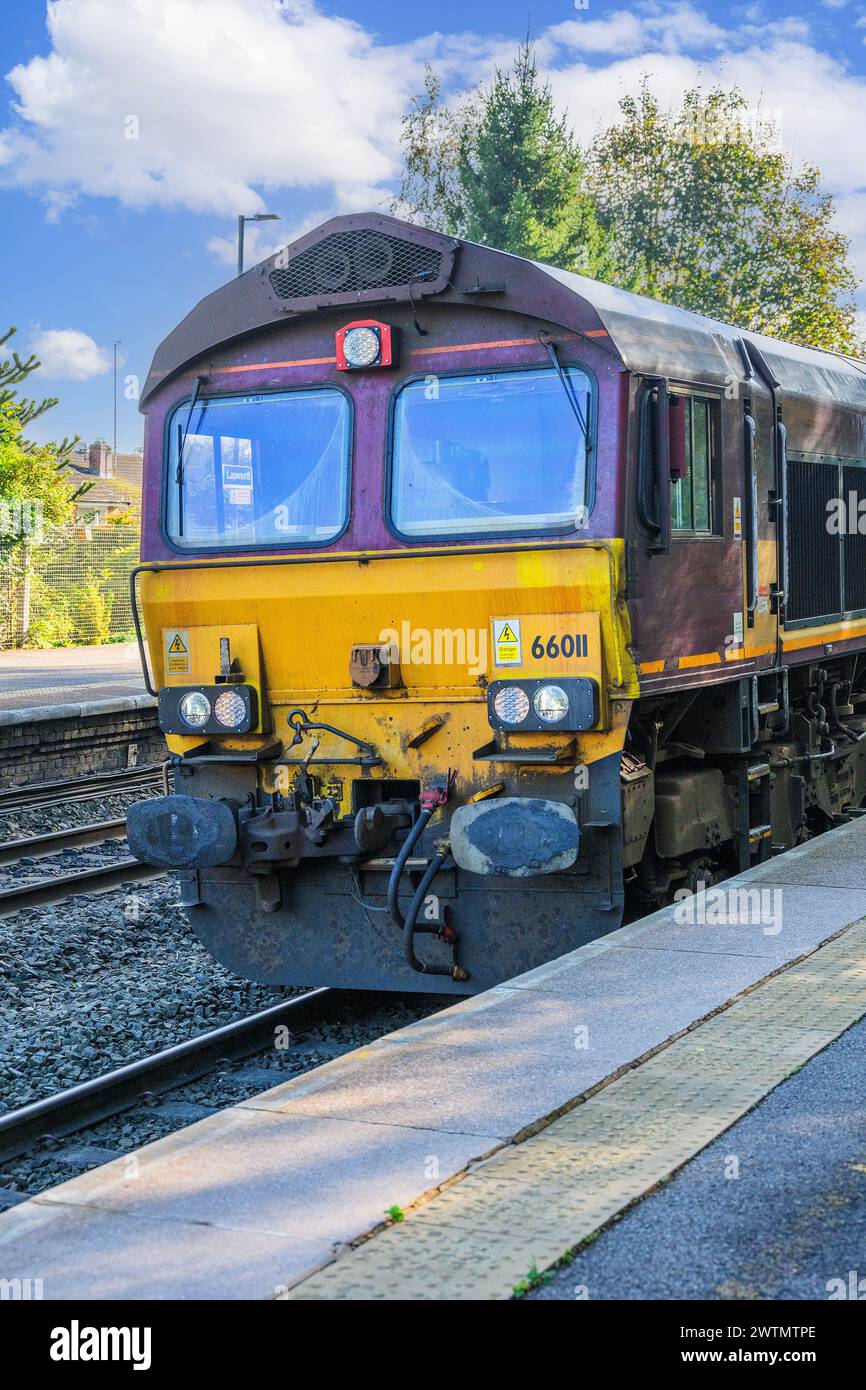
[0,642,148,714]
[3,817,866,1299]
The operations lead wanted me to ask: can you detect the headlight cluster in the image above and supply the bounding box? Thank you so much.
[493,683,568,725]
[159,684,258,736]
[492,684,531,725]
[487,677,599,733]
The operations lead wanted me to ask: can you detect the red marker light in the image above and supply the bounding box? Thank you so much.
[336,320,396,371]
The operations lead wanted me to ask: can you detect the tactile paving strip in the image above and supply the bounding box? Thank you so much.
[285,919,866,1301]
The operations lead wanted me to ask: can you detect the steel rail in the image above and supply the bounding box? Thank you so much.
[0,818,128,866]
[0,766,162,813]
[0,856,164,916]
[0,988,345,1165]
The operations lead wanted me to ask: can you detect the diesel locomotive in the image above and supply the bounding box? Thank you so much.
[128,211,866,993]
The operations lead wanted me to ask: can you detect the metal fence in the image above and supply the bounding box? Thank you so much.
[0,522,141,649]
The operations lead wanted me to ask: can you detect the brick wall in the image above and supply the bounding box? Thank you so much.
[0,705,167,787]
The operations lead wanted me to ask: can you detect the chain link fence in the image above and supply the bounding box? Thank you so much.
[0,522,141,648]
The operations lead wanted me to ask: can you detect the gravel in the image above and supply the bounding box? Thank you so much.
[0,786,159,842]
[0,790,447,1204]
[0,836,134,888]
[0,875,289,1112]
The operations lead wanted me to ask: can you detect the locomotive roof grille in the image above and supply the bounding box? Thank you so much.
[269,229,444,303]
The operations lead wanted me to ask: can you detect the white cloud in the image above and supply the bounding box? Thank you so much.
[29,328,112,380]
[541,33,866,197]
[548,5,729,56]
[0,0,449,218]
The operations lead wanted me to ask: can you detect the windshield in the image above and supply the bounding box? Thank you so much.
[165,388,350,549]
[389,366,592,538]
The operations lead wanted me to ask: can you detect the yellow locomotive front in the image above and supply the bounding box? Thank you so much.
[128,214,638,993]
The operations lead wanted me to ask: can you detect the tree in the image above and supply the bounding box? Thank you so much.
[0,326,59,435]
[0,398,75,550]
[0,399,79,646]
[394,42,612,277]
[0,325,79,454]
[588,81,862,353]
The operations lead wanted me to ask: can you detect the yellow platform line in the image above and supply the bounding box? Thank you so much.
[284,921,866,1301]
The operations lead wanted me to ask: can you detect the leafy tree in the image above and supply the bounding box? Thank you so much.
[0,398,75,551]
[394,43,612,277]
[395,54,861,354]
[0,398,78,646]
[588,81,862,352]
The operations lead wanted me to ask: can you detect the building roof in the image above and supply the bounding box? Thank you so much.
[112,452,143,487]
[61,462,138,510]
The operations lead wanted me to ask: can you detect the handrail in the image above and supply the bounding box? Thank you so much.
[636,378,671,555]
[744,413,759,624]
[775,420,789,616]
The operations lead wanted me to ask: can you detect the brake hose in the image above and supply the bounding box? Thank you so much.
[402,850,448,974]
[387,804,435,932]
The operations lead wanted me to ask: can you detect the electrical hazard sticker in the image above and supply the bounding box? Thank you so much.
[493,618,522,666]
[165,629,190,675]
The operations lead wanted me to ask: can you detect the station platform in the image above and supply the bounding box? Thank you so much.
[0,642,150,720]
[2,818,866,1299]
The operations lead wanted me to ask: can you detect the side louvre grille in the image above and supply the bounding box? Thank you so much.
[841,464,866,613]
[269,230,444,302]
[786,459,842,623]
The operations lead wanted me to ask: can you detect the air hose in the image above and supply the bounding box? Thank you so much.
[387,804,435,932]
[403,850,448,975]
[387,773,465,979]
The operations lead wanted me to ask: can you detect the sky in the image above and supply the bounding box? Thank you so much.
[2,0,866,451]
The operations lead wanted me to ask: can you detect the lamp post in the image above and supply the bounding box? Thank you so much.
[237,212,281,276]
[112,340,121,464]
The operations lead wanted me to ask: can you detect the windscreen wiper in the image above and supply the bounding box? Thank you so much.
[539,333,590,453]
[175,374,206,538]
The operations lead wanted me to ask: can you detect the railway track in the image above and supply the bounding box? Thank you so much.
[0,817,128,865]
[0,856,163,916]
[0,818,164,916]
[0,764,164,814]
[0,767,169,914]
[0,988,350,1165]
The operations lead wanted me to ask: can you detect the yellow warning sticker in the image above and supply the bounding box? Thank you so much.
[493,618,522,666]
[165,628,190,675]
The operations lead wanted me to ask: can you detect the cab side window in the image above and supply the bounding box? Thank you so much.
[670,395,717,536]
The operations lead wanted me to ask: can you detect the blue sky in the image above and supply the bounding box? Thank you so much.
[2,0,866,452]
